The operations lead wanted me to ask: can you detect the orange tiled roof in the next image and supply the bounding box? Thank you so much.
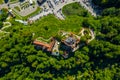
[33,41,50,48]
[33,39,56,52]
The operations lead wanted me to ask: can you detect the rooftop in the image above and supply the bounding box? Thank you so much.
[65,36,76,45]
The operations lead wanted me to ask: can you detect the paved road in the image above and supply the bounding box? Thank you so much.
[29,0,101,21]
[0,0,101,21]
[79,0,100,16]
[29,0,78,21]
[29,10,53,21]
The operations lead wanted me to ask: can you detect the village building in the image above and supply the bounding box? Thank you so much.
[61,33,80,58]
[33,37,59,56]
[61,34,80,52]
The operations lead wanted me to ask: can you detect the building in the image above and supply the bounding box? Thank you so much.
[61,34,80,58]
[33,38,55,51]
[33,37,59,56]
[61,33,80,52]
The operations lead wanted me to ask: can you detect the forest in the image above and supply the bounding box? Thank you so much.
[0,1,120,80]
[92,0,120,8]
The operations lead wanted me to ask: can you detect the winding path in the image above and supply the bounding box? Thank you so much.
[0,22,11,39]
[2,22,11,30]
[0,30,10,39]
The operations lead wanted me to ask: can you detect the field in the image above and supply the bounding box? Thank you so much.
[29,14,84,38]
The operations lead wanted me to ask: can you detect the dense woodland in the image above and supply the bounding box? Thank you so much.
[92,0,120,8]
[0,2,120,80]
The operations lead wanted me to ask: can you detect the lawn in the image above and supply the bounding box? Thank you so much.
[62,2,91,17]
[36,37,51,43]
[28,14,84,39]
[27,2,95,39]
[0,0,4,4]
[10,0,19,3]
[6,2,95,39]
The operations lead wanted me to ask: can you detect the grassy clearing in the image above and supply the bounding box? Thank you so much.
[0,0,4,4]
[10,0,19,3]
[7,2,94,39]
[37,37,51,43]
[26,2,94,39]
[62,2,91,17]
[28,14,84,39]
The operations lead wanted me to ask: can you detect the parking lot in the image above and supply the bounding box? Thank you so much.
[6,0,38,17]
